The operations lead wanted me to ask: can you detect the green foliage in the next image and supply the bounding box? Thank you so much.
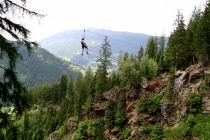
[137,98,146,113]
[118,54,141,88]
[121,127,132,139]
[115,112,127,127]
[165,11,189,69]
[149,125,163,140]
[115,93,127,127]
[76,120,105,139]
[95,36,112,100]
[147,93,162,114]
[185,92,203,113]
[137,93,162,115]
[164,114,210,140]
[105,100,115,129]
[137,46,144,59]
[140,55,158,79]
[0,0,43,133]
[146,37,156,59]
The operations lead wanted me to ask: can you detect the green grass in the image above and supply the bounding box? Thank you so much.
[164,114,210,140]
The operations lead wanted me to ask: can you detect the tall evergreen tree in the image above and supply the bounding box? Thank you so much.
[186,7,202,63]
[137,46,144,60]
[95,36,112,100]
[199,1,210,60]
[146,37,156,59]
[59,74,68,98]
[157,34,165,63]
[0,0,42,129]
[165,11,189,69]
[73,75,84,114]
[84,67,95,106]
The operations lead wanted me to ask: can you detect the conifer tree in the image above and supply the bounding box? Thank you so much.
[60,74,68,98]
[146,37,156,59]
[165,11,188,69]
[137,46,144,60]
[186,7,202,63]
[95,36,112,100]
[84,67,95,105]
[157,34,165,63]
[73,75,84,114]
[199,1,210,60]
[0,0,42,129]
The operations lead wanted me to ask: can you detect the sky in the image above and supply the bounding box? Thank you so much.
[22,0,207,40]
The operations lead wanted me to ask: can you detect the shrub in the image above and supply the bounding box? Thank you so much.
[76,120,104,139]
[147,93,162,114]
[122,127,132,138]
[185,92,202,113]
[164,114,210,139]
[149,125,163,140]
[137,98,147,113]
[140,55,158,79]
[105,100,115,129]
[115,112,127,127]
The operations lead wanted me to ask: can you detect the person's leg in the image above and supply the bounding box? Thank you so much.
[82,47,84,55]
[86,48,88,54]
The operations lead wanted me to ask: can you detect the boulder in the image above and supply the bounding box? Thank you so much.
[142,77,167,92]
[190,68,205,81]
[126,87,139,99]
[102,87,119,101]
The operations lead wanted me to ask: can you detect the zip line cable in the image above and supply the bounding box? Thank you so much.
[44,14,145,48]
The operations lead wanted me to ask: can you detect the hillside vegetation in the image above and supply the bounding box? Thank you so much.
[1,0,210,140]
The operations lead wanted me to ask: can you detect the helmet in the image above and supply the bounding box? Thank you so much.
[82,38,84,40]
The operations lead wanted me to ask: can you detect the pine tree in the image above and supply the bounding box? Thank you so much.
[0,0,42,130]
[165,11,188,69]
[199,1,210,60]
[157,34,165,63]
[95,36,112,100]
[146,37,156,59]
[73,75,84,114]
[84,67,95,106]
[137,46,144,60]
[186,7,202,64]
[60,74,68,98]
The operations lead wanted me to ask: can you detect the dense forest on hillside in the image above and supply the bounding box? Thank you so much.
[1,0,210,140]
[15,46,80,88]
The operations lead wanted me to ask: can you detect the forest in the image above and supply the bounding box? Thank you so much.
[1,0,210,140]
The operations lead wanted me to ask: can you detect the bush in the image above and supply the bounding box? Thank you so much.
[76,120,104,139]
[137,98,147,114]
[122,127,132,138]
[140,56,158,79]
[164,114,210,139]
[185,92,202,113]
[105,100,115,129]
[137,93,162,116]
[147,93,162,114]
[149,125,163,140]
[115,112,127,127]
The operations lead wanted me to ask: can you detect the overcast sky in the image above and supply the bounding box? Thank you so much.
[23,0,207,40]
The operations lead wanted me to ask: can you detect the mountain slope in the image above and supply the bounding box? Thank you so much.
[16,47,81,88]
[39,28,152,67]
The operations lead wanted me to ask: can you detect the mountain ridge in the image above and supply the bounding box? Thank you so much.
[39,28,157,68]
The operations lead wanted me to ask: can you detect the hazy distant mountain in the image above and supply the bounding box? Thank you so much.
[39,28,152,68]
[15,47,81,88]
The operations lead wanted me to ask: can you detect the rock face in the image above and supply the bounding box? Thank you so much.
[66,63,210,139]
[142,76,168,92]
[102,87,119,101]
[174,65,206,92]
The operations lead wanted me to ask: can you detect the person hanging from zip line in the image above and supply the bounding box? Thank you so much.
[81,37,89,55]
